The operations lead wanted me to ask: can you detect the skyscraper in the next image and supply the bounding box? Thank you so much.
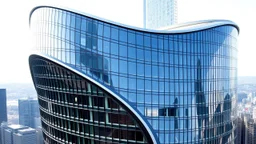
[244,116,256,144]
[29,6,239,144]
[0,89,7,123]
[18,98,40,128]
[144,0,178,29]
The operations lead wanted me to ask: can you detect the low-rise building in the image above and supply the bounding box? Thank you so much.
[0,123,37,144]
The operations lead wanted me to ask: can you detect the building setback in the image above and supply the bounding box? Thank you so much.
[29,6,239,144]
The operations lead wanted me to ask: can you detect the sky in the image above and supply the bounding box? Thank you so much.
[0,0,255,84]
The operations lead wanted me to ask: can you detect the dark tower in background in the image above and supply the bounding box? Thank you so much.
[0,89,7,123]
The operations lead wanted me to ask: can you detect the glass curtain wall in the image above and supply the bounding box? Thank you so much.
[30,6,239,144]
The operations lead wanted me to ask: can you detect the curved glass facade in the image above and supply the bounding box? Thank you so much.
[29,6,239,144]
[30,56,151,143]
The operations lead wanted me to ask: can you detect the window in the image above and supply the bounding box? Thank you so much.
[128,62,136,75]
[137,63,144,76]
[145,108,158,116]
[81,19,87,32]
[110,42,118,55]
[168,107,178,117]
[75,16,81,30]
[111,27,118,40]
[103,24,110,38]
[144,35,151,47]
[128,32,135,44]
[128,47,136,59]
[119,29,127,42]
[119,45,127,57]
[97,23,103,36]
[136,34,143,46]
[137,49,144,60]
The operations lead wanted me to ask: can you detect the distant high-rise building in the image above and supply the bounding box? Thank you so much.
[236,114,246,144]
[18,98,40,128]
[144,0,178,29]
[35,127,43,144]
[0,89,7,123]
[0,123,36,144]
[244,116,256,144]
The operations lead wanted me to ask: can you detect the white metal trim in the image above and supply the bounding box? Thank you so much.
[29,5,239,34]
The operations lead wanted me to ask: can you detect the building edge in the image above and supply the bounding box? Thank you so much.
[29,5,239,34]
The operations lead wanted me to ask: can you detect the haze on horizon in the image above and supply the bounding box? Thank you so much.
[0,0,255,84]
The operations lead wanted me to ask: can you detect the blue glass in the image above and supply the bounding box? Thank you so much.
[70,14,75,28]
[128,46,136,59]
[158,38,163,50]
[152,51,157,62]
[119,29,127,42]
[97,23,103,36]
[137,79,144,90]
[136,34,143,46]
[152,82,158,92]
[128,62,136,75]
[119,76,127,89]
[137,93,144,103]
[119,60,127,74]
[81,19,87,32]
[137,48,144,60]
[103,40,110,54]
[75,16,81,30]
[145,64,151,77]
[119,45,127,57]
[129,78,136,90]
[145,50,151,61]
[111,27,118,40]
[110,42,118,55]
[128,92,136,102]
[152,37,157,48]
[152,66,158,77]
[111,58,118,73]
[103,24,110,38]
[75,32,80,44]
[137,63,144,76]
[92,21,97,35]
[144,35,150,47]
[145,93,151,103]
[31,7,239,144]
[128,32,135,44]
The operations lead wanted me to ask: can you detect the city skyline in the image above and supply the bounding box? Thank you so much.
[0,1,253,143]
[0,0,255,83]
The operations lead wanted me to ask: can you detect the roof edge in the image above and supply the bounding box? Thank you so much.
[29,5,239,34]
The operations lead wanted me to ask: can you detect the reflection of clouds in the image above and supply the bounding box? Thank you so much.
[31,8,238,142]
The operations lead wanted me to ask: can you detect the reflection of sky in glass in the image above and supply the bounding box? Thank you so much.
[31,7,239,143]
